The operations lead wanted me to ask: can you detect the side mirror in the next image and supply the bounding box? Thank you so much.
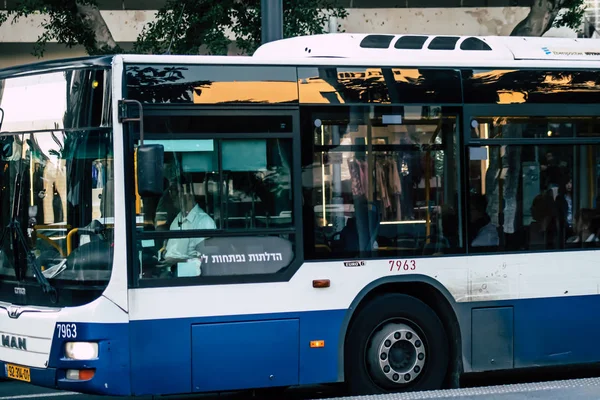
[137,144,164,197]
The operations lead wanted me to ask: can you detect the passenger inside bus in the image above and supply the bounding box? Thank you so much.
[566,208,600,244]
[468,193,499,248]
[307,110,458,259]
[527,193,557,250]
[466,116,600,254]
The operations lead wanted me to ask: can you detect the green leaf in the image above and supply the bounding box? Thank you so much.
[135,0,348,56]
[553,0,587,31]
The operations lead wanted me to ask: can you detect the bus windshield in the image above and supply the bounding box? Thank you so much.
[0,66,114,307]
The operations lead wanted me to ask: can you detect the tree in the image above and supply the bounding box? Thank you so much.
[0,0,347,57]
[0,0,122,56]
[135,0,347,55]
[511,0,586,36]
[0,0,588,57]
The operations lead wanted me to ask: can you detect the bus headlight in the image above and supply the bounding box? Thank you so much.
[64,342,98,360]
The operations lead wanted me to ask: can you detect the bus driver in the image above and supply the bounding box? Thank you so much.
[155,177,216,277]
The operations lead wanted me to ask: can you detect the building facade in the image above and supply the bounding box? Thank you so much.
[0,0,586,69]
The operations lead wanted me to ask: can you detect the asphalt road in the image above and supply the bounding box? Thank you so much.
[0,380,138,400]
[0,381,339,400]
[0,381,95,399]
[5,369,600,400]
[5,379,600,400]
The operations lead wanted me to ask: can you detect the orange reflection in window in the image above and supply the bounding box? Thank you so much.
[193,81,298,104]
[497,90,527,104]
[299,77,344,104]
[299,68,391,104]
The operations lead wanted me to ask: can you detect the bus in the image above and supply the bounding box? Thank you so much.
[2,32,600,397]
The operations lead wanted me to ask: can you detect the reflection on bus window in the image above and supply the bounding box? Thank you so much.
[297,67,462,104]
[0,67,115,295]
[125,65,298,104]
[468,116,600,252]
[463,70,600,104]
[302,106,462,260]
[0,130,115,284]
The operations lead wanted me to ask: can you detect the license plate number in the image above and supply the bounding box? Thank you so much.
[5,363,30,382]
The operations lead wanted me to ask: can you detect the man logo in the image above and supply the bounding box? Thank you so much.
[7,306,23,319]
[0,302,56,318]
[1,334,27,351]
[0,304,53,319]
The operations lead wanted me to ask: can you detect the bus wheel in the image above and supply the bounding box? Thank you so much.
[345,293,449,395]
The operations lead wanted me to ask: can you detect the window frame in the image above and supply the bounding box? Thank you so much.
[464,104,600,145]
[126,107,304,288]
[301,104,464,261]
[463,103,600,256]
[0,66,112,133]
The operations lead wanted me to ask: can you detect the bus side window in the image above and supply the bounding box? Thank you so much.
[468,117,600,254]
[303,105,462,260]
[135,136,296,279]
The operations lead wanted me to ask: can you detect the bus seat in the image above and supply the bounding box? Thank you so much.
[64,240,113,282]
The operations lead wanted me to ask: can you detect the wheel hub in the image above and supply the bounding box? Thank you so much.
[367,323,426,385]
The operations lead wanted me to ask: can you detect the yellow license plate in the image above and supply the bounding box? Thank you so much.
[5,363,30,382]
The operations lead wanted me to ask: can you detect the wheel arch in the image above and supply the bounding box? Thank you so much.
[336,274,464,388]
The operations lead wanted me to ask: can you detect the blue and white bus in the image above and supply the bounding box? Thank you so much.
[2,32,600,397]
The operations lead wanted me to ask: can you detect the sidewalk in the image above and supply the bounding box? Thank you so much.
[333,378,600,400]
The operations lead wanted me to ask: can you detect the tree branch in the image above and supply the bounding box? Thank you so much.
[510,0,585,36]
[511,0,556,36]
[76,3,117,50]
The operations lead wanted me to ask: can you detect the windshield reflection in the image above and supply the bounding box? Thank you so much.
[0,67,114,302]
[0,130,114,284]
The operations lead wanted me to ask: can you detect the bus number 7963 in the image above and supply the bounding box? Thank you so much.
[389,260,416,272]
[56,324,77,339]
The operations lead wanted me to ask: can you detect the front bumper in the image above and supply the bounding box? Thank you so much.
[0,322,131,396]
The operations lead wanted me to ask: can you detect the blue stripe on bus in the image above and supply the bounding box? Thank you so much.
[9,293,600,396]
[48,322,131,395]
[512,294,600,368]
[1,322,131,396]
[128,309,347,395]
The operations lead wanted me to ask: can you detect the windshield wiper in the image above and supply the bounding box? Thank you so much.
[1,220,58,303]
[0,137,58,303]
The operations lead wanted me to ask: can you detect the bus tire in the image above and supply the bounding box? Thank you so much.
[344,293,449,395]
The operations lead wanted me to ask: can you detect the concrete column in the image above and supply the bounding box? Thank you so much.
[261,0,283,44]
